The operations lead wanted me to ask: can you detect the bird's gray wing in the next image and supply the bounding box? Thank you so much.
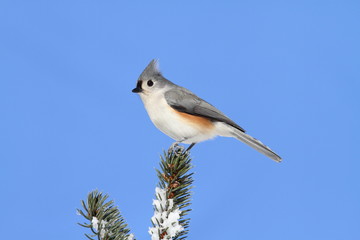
[164,88,245,133]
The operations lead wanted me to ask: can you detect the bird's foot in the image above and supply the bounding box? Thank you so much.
[185,143,196,153]
[168,142,185,156]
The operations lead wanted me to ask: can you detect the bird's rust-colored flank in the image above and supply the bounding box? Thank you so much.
[171,108,215,130]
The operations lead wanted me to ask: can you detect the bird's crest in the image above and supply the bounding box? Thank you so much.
[140,59,161,79]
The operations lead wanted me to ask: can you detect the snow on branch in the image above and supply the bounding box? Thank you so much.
[77,148,194,240]
[149,149,194,240]
[77,190,135,240]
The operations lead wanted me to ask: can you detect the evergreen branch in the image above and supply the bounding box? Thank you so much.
[77,190,135,240]
[149,148,194,240]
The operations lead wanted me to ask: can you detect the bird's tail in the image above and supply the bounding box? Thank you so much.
[232,129,282,162]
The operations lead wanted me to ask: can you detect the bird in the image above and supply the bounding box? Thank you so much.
[132,59,282,162]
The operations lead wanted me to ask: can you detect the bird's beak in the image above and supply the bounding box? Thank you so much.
[132,81,143,93]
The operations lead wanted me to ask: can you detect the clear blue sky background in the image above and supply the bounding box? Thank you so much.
[1,1,359,239]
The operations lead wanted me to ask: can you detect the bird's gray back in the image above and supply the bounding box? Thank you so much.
[164,87,245,133]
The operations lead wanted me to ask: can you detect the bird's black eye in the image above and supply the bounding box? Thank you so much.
[147,80,154,87]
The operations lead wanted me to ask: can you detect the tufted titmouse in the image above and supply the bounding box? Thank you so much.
[132,60,282,162]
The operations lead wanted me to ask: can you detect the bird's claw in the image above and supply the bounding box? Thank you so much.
[168,142,185,156]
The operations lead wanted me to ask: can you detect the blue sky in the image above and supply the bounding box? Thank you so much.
[1,1,359,239]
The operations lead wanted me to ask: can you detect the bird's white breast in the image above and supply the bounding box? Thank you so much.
[139,90,217,143]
